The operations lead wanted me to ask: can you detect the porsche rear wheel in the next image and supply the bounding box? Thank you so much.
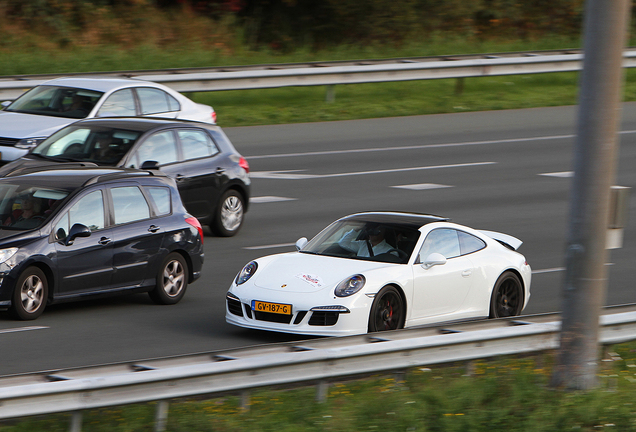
[368,286,405,332]
[489,271,523,318]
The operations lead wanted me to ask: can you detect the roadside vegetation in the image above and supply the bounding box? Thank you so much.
[3,340,636,431]
[1,1,636,127]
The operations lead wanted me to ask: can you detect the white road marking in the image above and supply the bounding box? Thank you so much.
[245,129,636,160]
[244,243,296,250]
[532,267,565,274]
[251,196,298,203]
[0,326,49,334]
[251,162,496,180]
[532,263,613,274]
[539,171,573,178]
[392,183,453,190]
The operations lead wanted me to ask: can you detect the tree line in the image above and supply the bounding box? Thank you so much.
[1,0,614,51]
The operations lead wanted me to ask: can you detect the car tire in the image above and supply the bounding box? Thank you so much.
[489,271,523,318]
[368,285,405,332]
[211,189,244,237]
[11,267,48,320]
[149,253,188,305]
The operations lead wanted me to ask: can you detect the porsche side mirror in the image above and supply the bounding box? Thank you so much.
[65,223,91,246]
[422,252,447,269]
[295,237,308,251]
[1,101,11,109]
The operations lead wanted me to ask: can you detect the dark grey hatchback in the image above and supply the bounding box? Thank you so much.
[0,167,204,320]
[0,117,250,237]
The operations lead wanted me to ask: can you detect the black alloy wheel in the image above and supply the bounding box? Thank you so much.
[489,271,523,318]
[368,286,405,332]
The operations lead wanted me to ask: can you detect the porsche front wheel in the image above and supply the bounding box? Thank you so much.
[489,271,523,318]
[368,286,405,332]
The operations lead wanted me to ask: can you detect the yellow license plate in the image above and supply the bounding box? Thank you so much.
[252,300,292,315]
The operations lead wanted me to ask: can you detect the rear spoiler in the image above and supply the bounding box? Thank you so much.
[479,230,523,251]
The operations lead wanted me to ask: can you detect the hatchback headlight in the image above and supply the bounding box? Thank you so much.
[235,261,258,285]
[334,274,366,297]
[15,137,46,150]
[0,248,18,264]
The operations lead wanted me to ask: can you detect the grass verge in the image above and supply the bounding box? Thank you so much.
[3,341,636,431]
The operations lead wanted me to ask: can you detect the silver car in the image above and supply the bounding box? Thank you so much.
[0,77,216,163]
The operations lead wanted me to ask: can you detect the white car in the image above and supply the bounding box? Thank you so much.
[0,77,216,162]
[226,212,531,336]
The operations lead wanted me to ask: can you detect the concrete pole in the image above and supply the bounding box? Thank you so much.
[551,0,631,390]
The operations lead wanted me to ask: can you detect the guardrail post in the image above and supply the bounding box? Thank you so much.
[69,411,82,432]
[316,380,329,402]
[241,390,251,411]
[455,78,464,96]
[325,85,335,103]
[154,400,169,432]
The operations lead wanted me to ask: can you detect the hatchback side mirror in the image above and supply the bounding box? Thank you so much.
[422,252,447,269]
[65,223,91,245]
[141,160,159,170]
[295,237,308,251]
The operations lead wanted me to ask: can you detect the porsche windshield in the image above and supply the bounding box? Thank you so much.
[0,184,69,230]
[301,220,420,264]
[32,125,141,165]
[6,86,103,119]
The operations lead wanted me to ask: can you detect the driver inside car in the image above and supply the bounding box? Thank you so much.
[338,224,398,258]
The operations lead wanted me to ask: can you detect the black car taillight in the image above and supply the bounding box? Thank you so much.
[185,216,204,244]
[239,156,249,173]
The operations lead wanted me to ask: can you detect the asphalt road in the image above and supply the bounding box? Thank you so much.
[1,104,635,376]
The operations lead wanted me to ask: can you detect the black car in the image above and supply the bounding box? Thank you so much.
[0,167,204,320]
[0,117,251,237]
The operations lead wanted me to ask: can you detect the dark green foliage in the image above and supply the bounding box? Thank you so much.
[0,0,612,51]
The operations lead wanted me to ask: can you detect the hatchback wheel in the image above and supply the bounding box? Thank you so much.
[11,267,48,320]
[149,253,188,305]
[211,190,244,237]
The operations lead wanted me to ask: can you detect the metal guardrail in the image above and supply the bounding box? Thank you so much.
[2,305,636,430]
[2,48,636,100]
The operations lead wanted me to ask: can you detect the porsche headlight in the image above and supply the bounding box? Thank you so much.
[0,247,18,264]
[334,274,366,297]
[235,261,258,285]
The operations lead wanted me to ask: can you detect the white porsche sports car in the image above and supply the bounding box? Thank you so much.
[226,212,531,336]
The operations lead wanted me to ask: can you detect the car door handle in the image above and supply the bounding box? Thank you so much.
[98,237,112,245]
[148,225,160,233]
[461,269,472,277]
[215,167,225,175]
[175,174,185,181]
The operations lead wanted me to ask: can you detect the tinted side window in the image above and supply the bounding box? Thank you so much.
[146,186,171,216]
[419,229,460,261]
[69,190,105,232]
[178,129,219,160]
[97,89,136,117]
[112,186,150,224]
[137,88,172,115]
[458,231,486,255]
[133,131,179,167]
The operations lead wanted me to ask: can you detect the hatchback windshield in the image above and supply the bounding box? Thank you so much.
[0,184,69,230]
[32,125,141,165]
[301,220,421,264]
[6,86,103,119]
